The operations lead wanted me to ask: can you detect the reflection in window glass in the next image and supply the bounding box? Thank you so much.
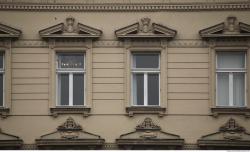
[132,53,160,106]
[133,54,159,68]
[148,74,159,105]
[57,53,85,106]
[73,74,84,105]
[133,74,144,105]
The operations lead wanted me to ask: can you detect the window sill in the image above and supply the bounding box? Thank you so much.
[211,107,250,118]
[0,107,9,118]
[50,106,91,117]
[126,106,166,117]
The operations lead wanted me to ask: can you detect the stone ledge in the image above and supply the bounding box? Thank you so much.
[50,107,91,117]
[0,107,9,118]
[211,107,250,118]
[126,106,166,117]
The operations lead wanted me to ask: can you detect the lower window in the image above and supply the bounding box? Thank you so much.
[131,53,160,106]
[57,53,85,106]
[0,53,3,107]
[216,51,246,107]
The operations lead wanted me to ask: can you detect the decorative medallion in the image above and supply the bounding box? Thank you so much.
[198,118,250,149]
[136,118,161,131]
[36,117,105,149]
[219,118,245,133]
[116,117,184,150]
[57,117,82,131]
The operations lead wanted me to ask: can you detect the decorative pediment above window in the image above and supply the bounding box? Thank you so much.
[115,17,177,39]
[198,118,250,150]
[36,117,105,150]
[0,128,23,149]
[0,23,21,38]
[199,16,250,39]
[39,17,102,39]
[116,118,184,150]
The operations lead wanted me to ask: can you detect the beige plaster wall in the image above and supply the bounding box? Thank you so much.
[0,5,250,146]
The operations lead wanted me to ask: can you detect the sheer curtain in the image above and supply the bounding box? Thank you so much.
[217,73,229,106]
[217,51,245,107]
[233,73,245,107]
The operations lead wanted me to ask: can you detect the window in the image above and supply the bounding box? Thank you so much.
[131,53,160,106]
[216,51,246,107]
[56,53,85,106]
[0,53,3,107]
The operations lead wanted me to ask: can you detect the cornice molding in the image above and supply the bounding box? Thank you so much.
[11,39,210,48]
[0,2,250,12]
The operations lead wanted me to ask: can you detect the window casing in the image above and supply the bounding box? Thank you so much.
[216,51,247,107]
[56,53,85,106]
[131,53,160,106]
[0,53,4,107]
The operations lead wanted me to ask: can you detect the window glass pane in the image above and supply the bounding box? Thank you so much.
[148,74,159,105]
[73,74,84,106]
[0,74,3,106]
[217,72,229,106]
[133,74,144,105]
[217,52,245,69]
[0,54,3,69]
[233,73,245,107]
[58,54,84,69]
[133,54,159,68]
[58,74,69,105]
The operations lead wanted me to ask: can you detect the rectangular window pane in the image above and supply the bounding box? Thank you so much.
[0,54,3,69]
[133,74,144,105]
[73,74,84,106]
[148,74,159,105]
[58,74,69,105]
[233,73,245,107]
[217,72,229,106]
[133,54,159,68]
[217,52,245,69]
[0,74,3,106]
[58,54,84,69]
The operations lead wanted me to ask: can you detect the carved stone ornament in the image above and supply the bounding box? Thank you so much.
[57,117,82,132]
[39,17,102,39]
[0,128,23,150]
[136,117,161,131]
[199,16,250,39]
[116,117,184,150]
[35,117,105,150]
[0,2,249,12]
[0,23,21,39]
[115,17,177,39]
[197,118,250,150]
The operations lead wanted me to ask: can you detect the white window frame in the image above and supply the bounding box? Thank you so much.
[56,53,86,107]
[216,51,247,107]
[131,52,160,106]
[0,53,4,107]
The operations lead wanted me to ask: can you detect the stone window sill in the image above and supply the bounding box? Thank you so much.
[211,107,250,118]
[0,107,9,118]
[126,106,166,117]
[50,106,91,117]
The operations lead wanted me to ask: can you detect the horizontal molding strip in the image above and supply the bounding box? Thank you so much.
[0,2,250,12]
[9,39,209,48]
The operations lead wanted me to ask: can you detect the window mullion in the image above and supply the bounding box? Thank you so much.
[69,73,73,106]
[229,72,234,106]
[144,73,148,106]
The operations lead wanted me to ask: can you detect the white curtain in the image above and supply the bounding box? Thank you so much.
[217,52,245,69]
[217,73,229,106]
[233,73,245,106]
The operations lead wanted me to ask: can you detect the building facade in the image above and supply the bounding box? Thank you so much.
[0,0,250,150]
